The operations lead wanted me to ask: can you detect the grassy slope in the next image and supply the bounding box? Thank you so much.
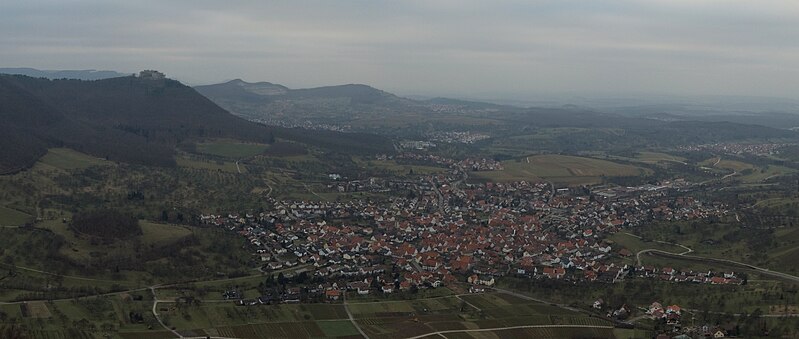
[38,148,111,170]
[0,206,33,225]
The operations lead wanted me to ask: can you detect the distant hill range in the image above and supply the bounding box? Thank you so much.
[194,79,525,135]
[0,74,394,174]
[195,79,411,108]
[196,79,799,153]
[0,68,130,80]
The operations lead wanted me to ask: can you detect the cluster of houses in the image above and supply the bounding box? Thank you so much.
[325,177,394,194]
[399,140,437,150]
[200,169,730,305]
[647,302,683,324]
[379,152,502,172]
[426,131,491,144]
[678,142,791,156]
[456,158,503,171]
[635,266,743,285]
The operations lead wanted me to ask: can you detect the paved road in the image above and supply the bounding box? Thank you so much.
[405,324,615,339]
[720,171,739,180]
[624,232,693,266]
[429,177,445,212]
[150,286,183,338]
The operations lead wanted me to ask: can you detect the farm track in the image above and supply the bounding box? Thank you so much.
[0,264,309,305]
[302,182,325,201]
[405,324,615,339]
[343,290,371,339]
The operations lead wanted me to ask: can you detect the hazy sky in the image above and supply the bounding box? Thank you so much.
[2,1,799,99]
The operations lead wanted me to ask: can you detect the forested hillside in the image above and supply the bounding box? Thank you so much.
[0,75,394,173]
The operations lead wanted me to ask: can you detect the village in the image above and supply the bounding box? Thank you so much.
[199,165,735,320]
[677,142,793,156]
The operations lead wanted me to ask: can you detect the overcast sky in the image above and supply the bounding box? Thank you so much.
[2,1,799,99]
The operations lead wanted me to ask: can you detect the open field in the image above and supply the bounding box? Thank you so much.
[35,219,194,263]
[608,233,686,255]
[0,220,256,300]
[0,206,33,225]
[359,159,448,176]
[176,156,242,173]
[38,148,111,170]
[696,156,796,183]
[472,154,649,185]
[435,326,616,339]
[346,292,612,339]
[139,221,194,247]
[634,151,687,164]
[630,218,799,274]
[197,141,269,158]
[38,291,614,339]
[701,157,753,172]
[317,320,362,337]
[606,151,687,166]
[739,164,795,183]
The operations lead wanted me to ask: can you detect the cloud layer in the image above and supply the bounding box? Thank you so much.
[2,1,798,98]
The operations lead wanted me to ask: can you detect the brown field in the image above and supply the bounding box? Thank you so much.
[25,301,52,318]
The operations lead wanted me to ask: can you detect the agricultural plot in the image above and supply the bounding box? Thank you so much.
[305,304,350,320]
[197,141,269,158]
[118,331,177,339]
[317,320,362,337]
[23,301,52,318]
[361,159,448,176]
[346,293,610,339]
[347,301,416,318]
[22,329,96,339]
[473,154,648,185]
[358,317,437,339]
[487,326,615,339]
[215,321,326,338]
[457,293,525,310]
[605,151,687,167]
[633,151,687,164]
